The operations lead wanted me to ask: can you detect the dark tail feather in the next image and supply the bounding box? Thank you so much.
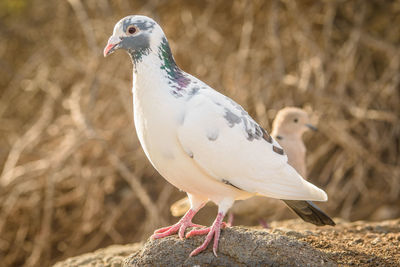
[283,200,335,226]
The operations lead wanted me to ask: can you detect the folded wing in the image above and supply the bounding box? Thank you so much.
[177,88,327,201]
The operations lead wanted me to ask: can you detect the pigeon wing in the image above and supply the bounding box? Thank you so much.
[177,89,327,201]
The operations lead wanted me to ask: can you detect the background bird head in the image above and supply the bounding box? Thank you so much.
[272,107,317,137]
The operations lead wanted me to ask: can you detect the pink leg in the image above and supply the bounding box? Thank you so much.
[152,209,204,240]
[186,212,226,257]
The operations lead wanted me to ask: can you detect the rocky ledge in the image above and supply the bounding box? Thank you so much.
[54,218,400,267]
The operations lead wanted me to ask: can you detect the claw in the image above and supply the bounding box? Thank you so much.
[187,212,225,257]
[152,209,203,240]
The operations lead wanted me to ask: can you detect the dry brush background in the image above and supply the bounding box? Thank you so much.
[0,0,399,266]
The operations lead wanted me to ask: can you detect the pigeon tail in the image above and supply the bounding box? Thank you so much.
[256,163,328,202]
[283,200,335,226]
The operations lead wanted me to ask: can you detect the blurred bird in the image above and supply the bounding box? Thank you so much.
[171,107,329,226]
[104,15,334,257]
[271,107,317,178]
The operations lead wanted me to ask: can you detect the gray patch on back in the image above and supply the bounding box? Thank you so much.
[224,108,241,127]
[185,86,200,100]
[222,97,264,141]
[221,97,283,157]
[241,117,263,141]
[188,86,200,96]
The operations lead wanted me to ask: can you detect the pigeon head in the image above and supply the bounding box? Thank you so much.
[273,107,317,136]
[104,15,190,90]
[104,15,164,63]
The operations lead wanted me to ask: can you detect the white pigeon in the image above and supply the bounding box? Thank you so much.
[104,15,333,257]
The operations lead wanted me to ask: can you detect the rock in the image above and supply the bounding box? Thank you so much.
[53,243,142,267]
[53,219,400,267]
[124,227,335,267]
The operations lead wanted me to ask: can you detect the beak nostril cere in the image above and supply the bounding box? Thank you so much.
[103,35,122,57]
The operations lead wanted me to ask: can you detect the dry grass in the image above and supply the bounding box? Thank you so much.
[0,0,399,266]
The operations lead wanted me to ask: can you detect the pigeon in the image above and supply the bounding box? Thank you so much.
[271,107,317,177]
[170,108,334,227]
[104,15,334,257]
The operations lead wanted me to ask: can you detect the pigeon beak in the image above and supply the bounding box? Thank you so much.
[305,123,318,131]
[104,35,121,57]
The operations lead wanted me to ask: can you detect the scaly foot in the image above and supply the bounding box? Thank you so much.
[186,212,226,257]
[152,209,204,239]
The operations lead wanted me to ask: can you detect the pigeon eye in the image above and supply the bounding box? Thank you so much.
[293,118,298,123]
[127,26,138,35]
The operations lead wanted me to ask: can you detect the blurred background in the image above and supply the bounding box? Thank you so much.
[0,0,399,266]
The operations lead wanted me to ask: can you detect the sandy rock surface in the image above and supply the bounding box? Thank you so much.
[53,219,400,267]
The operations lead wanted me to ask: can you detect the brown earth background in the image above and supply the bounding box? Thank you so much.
[0,0,399,266]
